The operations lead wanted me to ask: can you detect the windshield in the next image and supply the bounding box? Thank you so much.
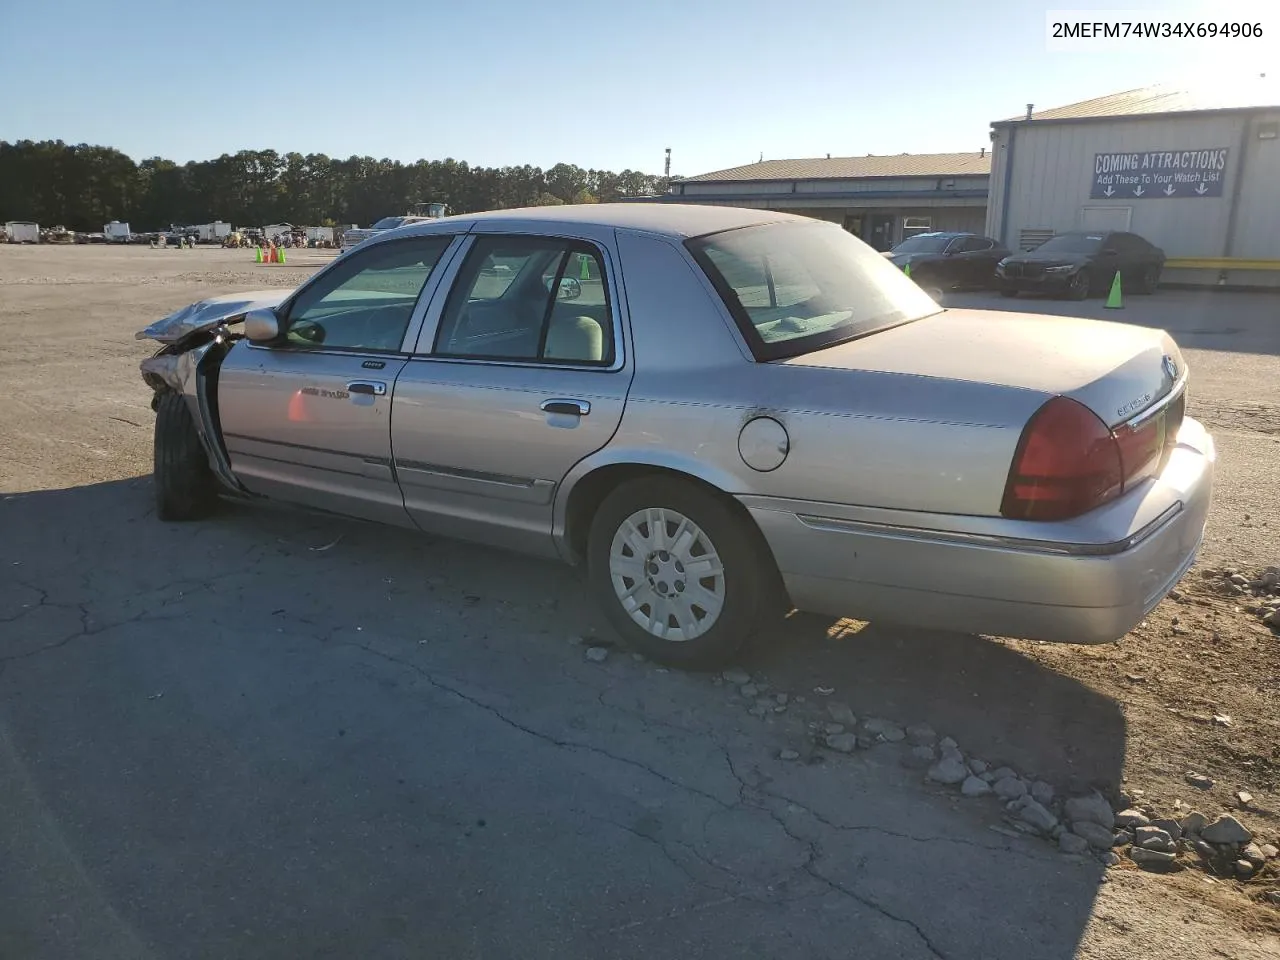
[372,217,407,230]
[891,235,953,254]
[1034,233,1104,254]
[688,222,940,361]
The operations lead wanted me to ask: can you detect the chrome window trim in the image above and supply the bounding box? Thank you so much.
[407,231,629,375]
[248,234,467,358]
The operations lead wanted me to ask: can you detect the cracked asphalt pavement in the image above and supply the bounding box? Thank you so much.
[2,246,1278,959]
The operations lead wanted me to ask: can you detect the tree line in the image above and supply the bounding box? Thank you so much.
[0,140,675,231]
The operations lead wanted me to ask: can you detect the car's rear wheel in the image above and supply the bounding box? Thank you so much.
[154,391,219,521]
[587,477,771,669]
[1067,270,1091,300]
[1137,265,1160,294]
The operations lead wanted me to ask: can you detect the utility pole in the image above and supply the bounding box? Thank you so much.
[664,148,671,178]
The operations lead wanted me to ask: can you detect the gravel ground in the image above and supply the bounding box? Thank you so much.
[1,244,1278,958]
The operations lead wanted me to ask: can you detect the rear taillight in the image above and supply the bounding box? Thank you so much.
[1001,397,1123,521]
[1002,392,1186,521]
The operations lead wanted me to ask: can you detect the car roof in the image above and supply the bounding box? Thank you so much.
[391,203,808,241]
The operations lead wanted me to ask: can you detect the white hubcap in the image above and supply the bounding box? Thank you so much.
[608,507,725,641]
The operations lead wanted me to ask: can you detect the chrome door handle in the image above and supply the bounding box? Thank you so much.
[347,380,387,396]
[541,398,590,416]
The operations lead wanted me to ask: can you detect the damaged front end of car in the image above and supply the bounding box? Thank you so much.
[137,290,288,496]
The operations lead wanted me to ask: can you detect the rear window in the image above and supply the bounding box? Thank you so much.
[1035,233,1104,254]
[687,221,940,361]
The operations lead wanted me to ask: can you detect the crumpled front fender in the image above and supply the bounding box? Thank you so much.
[136,289,288,344]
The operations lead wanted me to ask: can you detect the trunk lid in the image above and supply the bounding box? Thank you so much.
[783,308,1184,428]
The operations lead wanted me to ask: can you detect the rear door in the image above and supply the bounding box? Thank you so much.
[389,229,633,558]
[216,234,462,526]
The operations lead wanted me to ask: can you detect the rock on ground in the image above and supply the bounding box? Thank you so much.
[1064,792,1115,830]
[1114,808,1151,828]
[1016,798,1058,834]
[825,732,858,753]
[584,646,610,662]
[1072,821,1116,850]
[960,775,991,797]
[1134,826,1175,852]
[826,702,856,726]
[993,776,1026,800]
[722,668,751,685]
[1059,832,1090,855]
[927,756,969,785]
[1180,811,1209,835]
[1200,815,1252,844]
[1129,846,1177,866]
[1030,780,1054,806]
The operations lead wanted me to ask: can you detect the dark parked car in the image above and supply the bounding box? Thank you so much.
[996,230,1165,300]
[882,232,1010,298]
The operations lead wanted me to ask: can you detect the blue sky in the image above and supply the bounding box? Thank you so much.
[0,0,1271,177]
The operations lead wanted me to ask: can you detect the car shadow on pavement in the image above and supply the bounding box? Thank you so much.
[1,478,1126,960]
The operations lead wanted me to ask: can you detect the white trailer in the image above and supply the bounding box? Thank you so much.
[262,223,294,242]
[5,221,39,243]
[104,220,132,243]
[306,225,334,245]
[194,221,232,244]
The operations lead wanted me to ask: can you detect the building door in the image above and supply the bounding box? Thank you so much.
[1079,206,1132,232]
[868,214,895,251]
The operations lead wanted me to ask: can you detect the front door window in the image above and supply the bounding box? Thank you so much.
[282,237,454,353]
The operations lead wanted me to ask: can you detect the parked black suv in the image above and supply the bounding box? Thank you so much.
[883,232,1010,298]
[996,230,1165,300]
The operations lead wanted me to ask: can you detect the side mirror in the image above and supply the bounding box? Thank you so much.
[244,308,281,343]
[545,276,582,301]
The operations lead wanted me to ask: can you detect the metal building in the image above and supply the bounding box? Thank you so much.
[986,80,1280,288]
[659,152,991,251]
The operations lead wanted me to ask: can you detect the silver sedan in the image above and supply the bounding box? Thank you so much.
[138,204,1214,667]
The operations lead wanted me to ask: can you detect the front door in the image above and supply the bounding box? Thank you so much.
[868,215,895,251]
[390,232,632,558]
[216,234,459,526]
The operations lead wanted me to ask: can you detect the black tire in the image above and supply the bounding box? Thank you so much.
[999,286,1019,298]
[154,391,219,521]
[1066,270,1091,301]
[1136,265,1160,295]
[587,476,773,669]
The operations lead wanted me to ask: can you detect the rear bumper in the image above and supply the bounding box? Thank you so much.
[742,417,1215,644]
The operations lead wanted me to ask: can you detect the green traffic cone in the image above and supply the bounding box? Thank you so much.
[255,246,262,263]
[904,261,911,278]
[279,247,287,265]
[1105,271,1123,308]
[579,255,590,280]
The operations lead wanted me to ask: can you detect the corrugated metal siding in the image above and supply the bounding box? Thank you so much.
[992,114,1246,258]
[1231,111,1280,260]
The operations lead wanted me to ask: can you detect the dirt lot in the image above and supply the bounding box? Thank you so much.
[2,244,1278,958]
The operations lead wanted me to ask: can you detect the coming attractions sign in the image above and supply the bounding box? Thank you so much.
[1091,147,1229,199]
